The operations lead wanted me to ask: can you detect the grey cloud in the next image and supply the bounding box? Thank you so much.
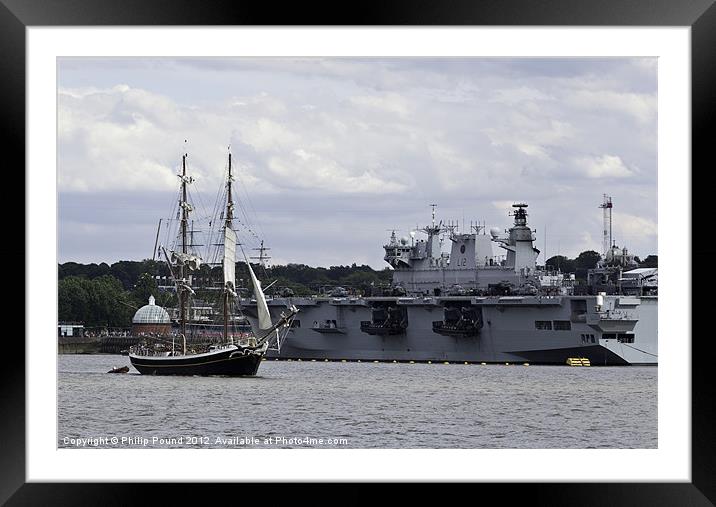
[58,57,657,267]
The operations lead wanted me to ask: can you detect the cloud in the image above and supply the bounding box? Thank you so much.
[348,93,412,117]
[58,85,410,195]
[612,213,658,247]
[266,153,407,194]
[57,58,658,266]
[489,86,554,105]
[566,89,657,124]
[482,116,574,161]
[492,200,516,211]
[574,154,635,179]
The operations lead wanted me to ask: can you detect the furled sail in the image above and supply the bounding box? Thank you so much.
[224,227,236,287]
[247,260,272,330]
[171,251,202,271]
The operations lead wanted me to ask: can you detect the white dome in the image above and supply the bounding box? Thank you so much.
[132,295,171,324]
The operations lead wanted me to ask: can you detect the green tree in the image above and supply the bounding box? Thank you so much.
[59,260,399,309]
[58,274,135,327]
[575,250,601,270]
[640,255,658,268]
[574,250,601,281]
[88,275,135,327]
[58,276,91,324]
[546,255,576,274]
[132,272,159,306]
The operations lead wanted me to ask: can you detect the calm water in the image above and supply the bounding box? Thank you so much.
[58,355,657,449]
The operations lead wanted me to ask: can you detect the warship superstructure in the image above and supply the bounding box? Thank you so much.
[242,203,657,365]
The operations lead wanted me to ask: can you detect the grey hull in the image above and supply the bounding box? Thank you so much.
[243,294,657,365]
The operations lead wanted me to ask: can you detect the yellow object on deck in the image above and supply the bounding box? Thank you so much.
[566,357,591,367]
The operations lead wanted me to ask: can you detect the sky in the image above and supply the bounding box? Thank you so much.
[57,57,657,269]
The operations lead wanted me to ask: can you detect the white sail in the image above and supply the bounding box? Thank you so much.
[224,227,236,286]
[247,260,272,330]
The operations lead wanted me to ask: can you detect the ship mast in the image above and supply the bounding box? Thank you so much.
[250,240,271,267]
[224,151,234,343]
[179,152,188,342]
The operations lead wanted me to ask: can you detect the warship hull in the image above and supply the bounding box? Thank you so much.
[244,294,657,365]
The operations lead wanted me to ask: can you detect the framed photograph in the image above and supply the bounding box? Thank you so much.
[8,0,712,502]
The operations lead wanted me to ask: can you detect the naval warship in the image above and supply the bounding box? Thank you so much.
[241,203,657,365]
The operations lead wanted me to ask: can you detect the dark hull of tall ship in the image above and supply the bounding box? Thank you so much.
[129,346,263,376]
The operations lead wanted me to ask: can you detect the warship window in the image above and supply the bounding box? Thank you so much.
[553,321,571,331]
[591,335,596,343]
[535,320,552,330]
[617,334,635,343]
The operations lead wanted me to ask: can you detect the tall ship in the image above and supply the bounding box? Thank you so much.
[129,150,298,376]
[242,201,657,366]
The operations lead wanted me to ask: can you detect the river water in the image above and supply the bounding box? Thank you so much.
[58,355,657,449]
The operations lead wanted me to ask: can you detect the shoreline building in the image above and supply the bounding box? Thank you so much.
[132,295,171,336]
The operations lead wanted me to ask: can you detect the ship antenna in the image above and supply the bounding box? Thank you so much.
[430,203,437,228]
[599,194,613,258]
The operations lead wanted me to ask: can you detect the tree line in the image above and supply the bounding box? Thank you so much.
[58,260,393,327]
[545,251,657,281]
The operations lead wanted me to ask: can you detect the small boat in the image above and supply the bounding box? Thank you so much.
[108,366,129,374]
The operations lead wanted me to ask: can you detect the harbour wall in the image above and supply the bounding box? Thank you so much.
[58,335,234,354]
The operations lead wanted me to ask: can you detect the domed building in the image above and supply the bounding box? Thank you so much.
[132,295,171,336]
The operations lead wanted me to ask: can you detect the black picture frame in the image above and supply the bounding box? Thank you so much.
[5,0,712,503]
